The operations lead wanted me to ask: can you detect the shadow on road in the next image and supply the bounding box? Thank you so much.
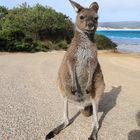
[128,111,140,140]
[46,86,122,139]
[98,86,122,129]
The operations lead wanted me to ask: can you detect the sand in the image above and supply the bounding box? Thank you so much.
[0,51,140,140]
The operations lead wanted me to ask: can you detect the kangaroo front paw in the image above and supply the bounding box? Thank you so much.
[85,84,92,94]
[71,85,77,94]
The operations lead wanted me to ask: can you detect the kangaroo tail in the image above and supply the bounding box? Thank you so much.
[46,123,66,139]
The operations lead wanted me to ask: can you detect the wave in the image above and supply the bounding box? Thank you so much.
[117,44,140,53]
[111,38,140,46]
[109,36,140,40]
[97,31,140,39]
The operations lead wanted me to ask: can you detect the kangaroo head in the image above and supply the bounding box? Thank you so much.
[69,0,99,33]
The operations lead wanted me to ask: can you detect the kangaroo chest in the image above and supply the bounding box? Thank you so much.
[66,33,97,107]
[75,38,94,77]
[76,46,92,69]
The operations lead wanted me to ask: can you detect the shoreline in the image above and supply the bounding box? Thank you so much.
[117,44,140,54]
[97,28,140,31]
[96,30,140,54]
[0,49,140,57]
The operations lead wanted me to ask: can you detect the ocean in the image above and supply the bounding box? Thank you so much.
[96,30,140,53]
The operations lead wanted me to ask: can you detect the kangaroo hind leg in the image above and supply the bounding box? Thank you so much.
[46,97,80,139]
[88,82,105,140]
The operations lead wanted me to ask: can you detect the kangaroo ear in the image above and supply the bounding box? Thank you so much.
[69,0,84,13]
[89,2,99,13]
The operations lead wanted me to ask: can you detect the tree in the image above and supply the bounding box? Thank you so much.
[0,3,117,52]
[0,6,8,30]
[0,3,73,41]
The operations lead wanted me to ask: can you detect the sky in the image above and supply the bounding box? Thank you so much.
[0,0,140,22]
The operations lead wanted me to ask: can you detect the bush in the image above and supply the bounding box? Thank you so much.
[96,34,117,50]
[32,41,49,52]
[56,40,68,50]
[0,37,7,51]
[45,41,53,49]
[0,29,51,52]
[0,29,26,42]
[0,4,73,41]
[0,4,117,52]
[0,37,49,52]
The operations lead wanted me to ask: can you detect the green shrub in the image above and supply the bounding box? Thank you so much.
[56,40,68,50]
[0,4,117,52]
[0,39,49,52]
[13,42,30,51]
[0,29,25,41]
[45,41,53,49]
[23,37,33,43]
[32,41,49,52]
[0,37,7,51]
[96,34,117,50]
[0,4,73,41]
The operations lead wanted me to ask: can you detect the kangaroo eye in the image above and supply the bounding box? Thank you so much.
[94,17,98,21]
[80,16,85,20]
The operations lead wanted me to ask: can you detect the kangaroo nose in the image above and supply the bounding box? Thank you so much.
[88,22,93,28]
[77,94,81,98]
[75,92,82,98]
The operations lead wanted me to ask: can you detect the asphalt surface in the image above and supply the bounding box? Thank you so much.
[0,51,140,140]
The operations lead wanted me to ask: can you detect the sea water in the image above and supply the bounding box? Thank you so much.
[97,30,140,53]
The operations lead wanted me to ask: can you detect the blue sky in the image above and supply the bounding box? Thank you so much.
[0,0,140,22]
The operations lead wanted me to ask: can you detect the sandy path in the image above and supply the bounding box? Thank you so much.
[0,51,140,140]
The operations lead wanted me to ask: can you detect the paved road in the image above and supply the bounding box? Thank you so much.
[0,51,140,140]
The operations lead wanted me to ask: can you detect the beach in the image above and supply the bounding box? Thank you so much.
[0,51,140,140]
[97,30,140,54]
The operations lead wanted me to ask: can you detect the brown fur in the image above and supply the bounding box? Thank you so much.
[46,1,105,140]
[58,30,105,116]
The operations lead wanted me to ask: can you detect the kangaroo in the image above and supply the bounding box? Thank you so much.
[46,1,105,140]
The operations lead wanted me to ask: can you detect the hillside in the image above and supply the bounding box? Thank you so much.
[99,21,140,29]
